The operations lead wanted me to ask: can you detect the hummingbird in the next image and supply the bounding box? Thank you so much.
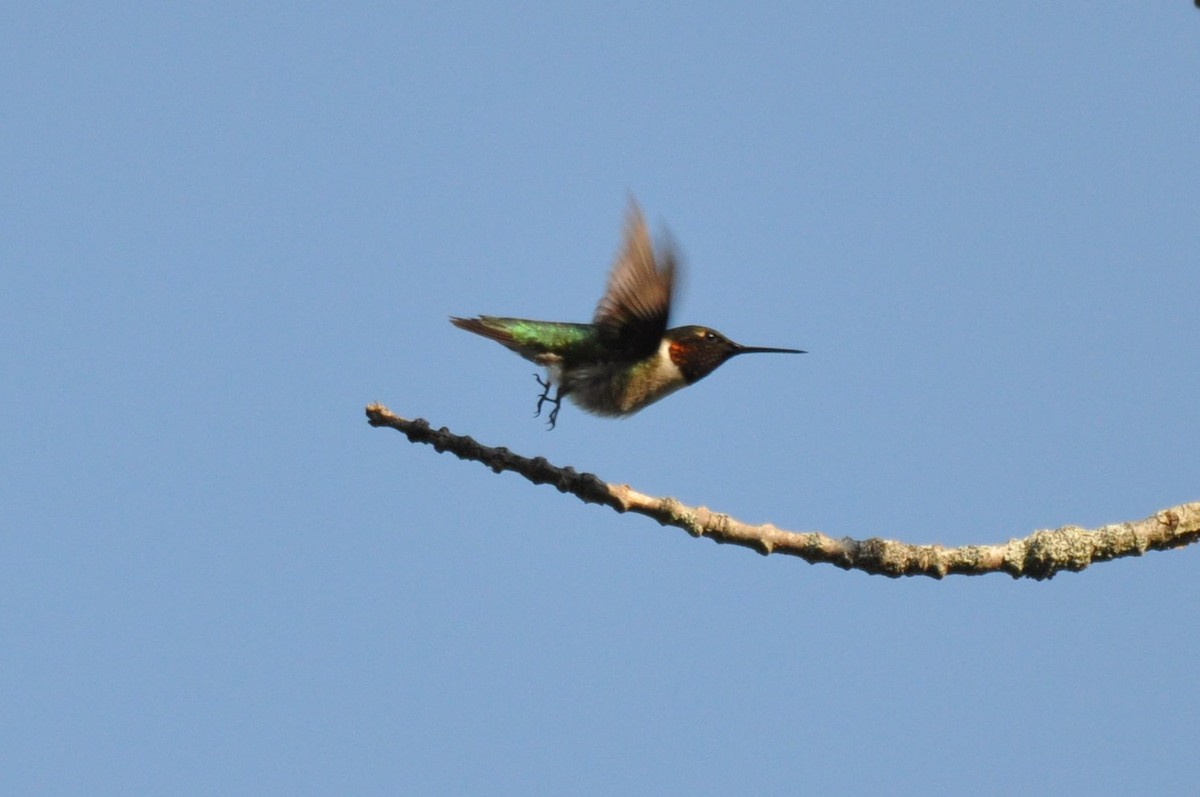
[451,202,805,429]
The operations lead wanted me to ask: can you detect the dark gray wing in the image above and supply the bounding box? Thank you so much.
[592,201,676,360]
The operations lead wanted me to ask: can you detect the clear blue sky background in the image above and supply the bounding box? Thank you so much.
[4,4,1198,794]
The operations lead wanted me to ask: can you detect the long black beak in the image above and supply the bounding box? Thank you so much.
[732,344,806,355]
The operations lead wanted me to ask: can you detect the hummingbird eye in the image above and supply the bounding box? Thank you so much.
[704,330,716,341]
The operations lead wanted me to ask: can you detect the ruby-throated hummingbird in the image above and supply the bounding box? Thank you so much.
[451,202,805,429]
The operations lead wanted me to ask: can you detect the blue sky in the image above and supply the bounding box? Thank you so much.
[3,4,1198,794]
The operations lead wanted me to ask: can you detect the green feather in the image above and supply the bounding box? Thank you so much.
[451,316,604,362]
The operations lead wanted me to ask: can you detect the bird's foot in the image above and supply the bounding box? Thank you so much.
[533,373,562,430]
[533,373,552,415]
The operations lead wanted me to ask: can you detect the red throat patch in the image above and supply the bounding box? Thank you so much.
[667,340,685,366]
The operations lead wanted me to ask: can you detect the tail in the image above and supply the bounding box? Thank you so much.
[450,315,540,361]
[451,315,594,362]
[449,316,517,347]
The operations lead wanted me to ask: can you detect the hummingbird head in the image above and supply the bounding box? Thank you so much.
[665,325,805,384]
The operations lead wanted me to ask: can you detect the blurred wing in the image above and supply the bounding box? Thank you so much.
[592,201,676,360]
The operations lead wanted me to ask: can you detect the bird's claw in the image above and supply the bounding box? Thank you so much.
[533,373,562,430]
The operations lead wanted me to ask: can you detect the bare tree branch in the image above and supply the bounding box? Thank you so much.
[366,403,1199,580]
